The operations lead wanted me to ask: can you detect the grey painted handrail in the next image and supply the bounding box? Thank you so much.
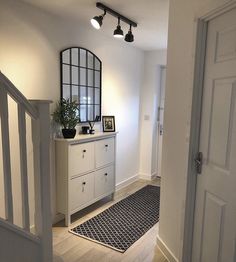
[0,71,38,119]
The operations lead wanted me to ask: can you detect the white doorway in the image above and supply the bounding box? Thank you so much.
[156,66,166,177]
[183,5,236,262]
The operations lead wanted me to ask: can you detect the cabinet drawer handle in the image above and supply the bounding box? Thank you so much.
[82,182,86,185]
[83,149,87,153]
[105,145,108,147]
[104,173,108,176]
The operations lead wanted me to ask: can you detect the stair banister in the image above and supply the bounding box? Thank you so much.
[0,71,52,262]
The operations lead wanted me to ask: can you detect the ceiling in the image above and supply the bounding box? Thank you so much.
[21,0,169,51]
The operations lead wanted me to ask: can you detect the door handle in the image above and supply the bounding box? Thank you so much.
[194,152,203,174]
[82,149,86,158]
[82,181,86,192]
[159,125,163,136]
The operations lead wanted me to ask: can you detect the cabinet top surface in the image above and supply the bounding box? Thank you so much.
[55,131,117,144]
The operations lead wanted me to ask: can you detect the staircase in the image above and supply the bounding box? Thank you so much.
[0,72,52,262]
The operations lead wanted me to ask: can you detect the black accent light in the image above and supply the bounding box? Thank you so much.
[113,18,124,38]
[125,25,134,42]
[91,10,106,29]
[91,2,137,42]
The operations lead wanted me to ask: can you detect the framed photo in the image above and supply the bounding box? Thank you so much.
[102,116,115,132]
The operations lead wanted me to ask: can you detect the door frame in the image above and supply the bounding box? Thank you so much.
[182,1,236,261]
[157,65,166,177]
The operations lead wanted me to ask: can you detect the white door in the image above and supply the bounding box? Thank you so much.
[157,66,166,177]
[192,8,236,262]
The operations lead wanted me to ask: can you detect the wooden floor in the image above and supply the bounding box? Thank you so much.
[53,178,168,262]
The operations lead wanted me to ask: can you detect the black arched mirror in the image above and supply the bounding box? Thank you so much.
[60,47,102,122]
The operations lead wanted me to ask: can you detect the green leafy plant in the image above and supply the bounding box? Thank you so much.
[53,99,80,129]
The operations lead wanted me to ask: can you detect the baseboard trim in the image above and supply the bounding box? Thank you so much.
[156,234,179,262]
[139,172,157,181]
[53,213,65,225]
[115,174,139,191]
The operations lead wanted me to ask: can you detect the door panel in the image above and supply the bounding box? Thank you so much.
[215,26,236,63]
[201,192,226,262]
[208,78,236,170]
[192,7,236,262]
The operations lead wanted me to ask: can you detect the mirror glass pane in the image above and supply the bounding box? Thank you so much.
[95,71,100,88]
[95,58,100,70]
[88,88,94,105]
[95,88,100,104]
[72,66,78,85]
[80,105,87,122]
[80,86,87,104]
[88,105,94,121]
[95,105,100,119]
[62,49,70,64]
[72,86,79,103]
[62,64,70,84]
[80,68,86,86]
[71,48,78,66]
[88,52,94,69]
[88,69,93,86]
[80,49,86,67]
[62,85,70,100]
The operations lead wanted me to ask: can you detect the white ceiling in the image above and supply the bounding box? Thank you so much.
[21,0,169,51]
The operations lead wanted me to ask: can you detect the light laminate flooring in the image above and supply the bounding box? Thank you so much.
[53,178,168,262]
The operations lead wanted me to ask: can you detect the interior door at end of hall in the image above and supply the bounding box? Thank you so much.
[192,7,236,262]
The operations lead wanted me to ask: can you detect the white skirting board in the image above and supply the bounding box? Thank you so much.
[115,174,139,191]
[53,213,65,225]
[139,172,157,181]
[156,234,179,262]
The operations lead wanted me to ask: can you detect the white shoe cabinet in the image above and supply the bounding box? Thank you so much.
[55,132,117,226]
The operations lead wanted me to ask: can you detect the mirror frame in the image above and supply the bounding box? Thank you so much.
[60,47,102,123]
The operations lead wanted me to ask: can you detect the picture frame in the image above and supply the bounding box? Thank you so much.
[102,116,115,132]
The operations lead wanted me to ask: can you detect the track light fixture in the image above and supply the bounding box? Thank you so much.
[91,10,106,29]
[125,24,134,42]
[91,2,137,43]
[113,18,124,38]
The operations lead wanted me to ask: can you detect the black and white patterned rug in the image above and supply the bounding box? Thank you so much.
[70,185,160,252]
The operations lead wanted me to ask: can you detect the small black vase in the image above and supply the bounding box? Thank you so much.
[62,129,76,139]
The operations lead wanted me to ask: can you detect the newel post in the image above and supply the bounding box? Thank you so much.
[30,100,52,262]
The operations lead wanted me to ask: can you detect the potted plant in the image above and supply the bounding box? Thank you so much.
[53,98,80,138]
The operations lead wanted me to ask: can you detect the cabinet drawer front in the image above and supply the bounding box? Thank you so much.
[95,138,115,168]
[69,142,95,177]
[94,165,115,198]
[70,172,94,212]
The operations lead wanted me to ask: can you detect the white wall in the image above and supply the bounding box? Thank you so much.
[139,50,167,179]
[0,0,144,223]
[158,0,234,261]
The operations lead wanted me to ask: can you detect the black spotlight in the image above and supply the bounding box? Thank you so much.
[125,25,134,42]
[91,11,106,29]
[113,18,124,38]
